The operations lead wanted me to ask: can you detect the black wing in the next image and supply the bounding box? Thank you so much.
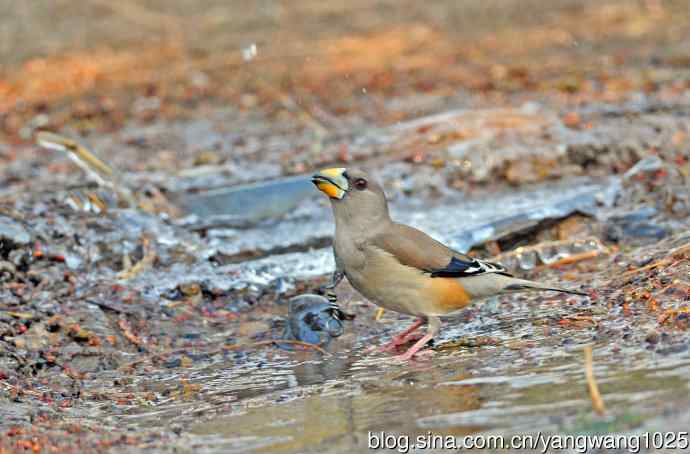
[428,256,511,278]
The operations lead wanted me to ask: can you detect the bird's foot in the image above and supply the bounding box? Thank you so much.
[372,317,426,353]
[392,333,435,361]
[376,337,406,353]
[366,341,398,354]
[376,333,425,352]
[376,343,399,353]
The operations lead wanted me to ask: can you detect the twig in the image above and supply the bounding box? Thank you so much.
[620,242,690,278]
[494,237,607,271]
[117,234,156,280]
[117,319,145,349]
[84,299,125,314]
[0,380,42,398]
[36,131,138,208]
[657,278,689,292]
[583,345,606,416]
[658,306,690,325]
[620,257,670,278]
[540,250,601,269]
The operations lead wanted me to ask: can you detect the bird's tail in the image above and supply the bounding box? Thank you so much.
[503,278,588,296]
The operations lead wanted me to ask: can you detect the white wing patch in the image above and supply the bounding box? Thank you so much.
[428,256,509,278]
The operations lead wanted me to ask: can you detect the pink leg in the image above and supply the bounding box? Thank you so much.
[394,333,434,360]
[394,316,441,361]
[377,317,426,352]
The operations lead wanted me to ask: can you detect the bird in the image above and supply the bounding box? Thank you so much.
[311,167,587,360]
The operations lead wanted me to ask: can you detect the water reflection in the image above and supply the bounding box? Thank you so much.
[186,349,690,453]
[191,378,481,452]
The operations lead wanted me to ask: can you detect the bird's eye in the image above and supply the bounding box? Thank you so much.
[354,178,367,190]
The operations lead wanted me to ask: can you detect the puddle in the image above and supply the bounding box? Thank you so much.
[180,349,690,453]
[177,175,315,228]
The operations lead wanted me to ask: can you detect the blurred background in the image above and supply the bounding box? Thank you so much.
[2,0,689,146]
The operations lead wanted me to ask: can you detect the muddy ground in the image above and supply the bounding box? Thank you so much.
[2,1,690,452]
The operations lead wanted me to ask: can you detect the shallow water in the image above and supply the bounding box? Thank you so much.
[152,326,690,452]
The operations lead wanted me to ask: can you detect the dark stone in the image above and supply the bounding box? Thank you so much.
[0,216,31,258]
[645,331,660,344]
[278,294,355,349]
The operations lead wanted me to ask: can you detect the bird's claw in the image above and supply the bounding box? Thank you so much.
[375,344,397,353]
[374,333,425,353]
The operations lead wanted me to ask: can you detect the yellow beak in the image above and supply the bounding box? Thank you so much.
[311,168,349,200]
